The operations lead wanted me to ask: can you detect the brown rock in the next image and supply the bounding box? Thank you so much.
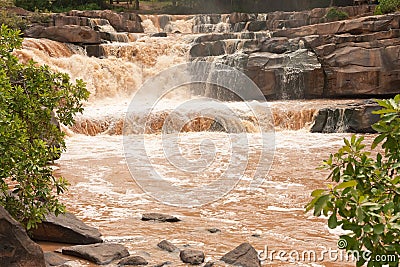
[24,25,101,44]
[221,243,260,267]
[62,243,129,265]
[141,213,181,222]
[179,250,205,265]
[0,206,46,267]
[118,255,148,266]
[31,212,103,245]
[157,240,178,252]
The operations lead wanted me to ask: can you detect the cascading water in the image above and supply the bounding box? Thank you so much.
[18,13,373,266]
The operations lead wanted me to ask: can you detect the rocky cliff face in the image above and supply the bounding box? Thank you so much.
[190,6,400,100]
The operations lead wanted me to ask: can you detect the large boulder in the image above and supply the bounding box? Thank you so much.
[311,101,381,133]
[62,243,129,265]
[30,212,103,244]
[0,206,46,267]
[24,25,101,44]
[221,243,261,267]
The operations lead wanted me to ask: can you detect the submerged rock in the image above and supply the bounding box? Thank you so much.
[221,243,261,267]
[207,228,221,233]
[141,213,181,222]
[0,206,46,267]
[31,212,103,244]
[179,249,205,265]
[157,240,179,252]
[62,243,129,265]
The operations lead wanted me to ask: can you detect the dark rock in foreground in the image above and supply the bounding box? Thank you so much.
[44,252,68,266]
[157,240,179,252]
[141,213,181,222]
[311,101,381,133]
[62,243,129,265]
[0,206,46,267]
[221,243,261,267]
[179,249,205,265]
[118,255,148,266]
[31,212,103,244]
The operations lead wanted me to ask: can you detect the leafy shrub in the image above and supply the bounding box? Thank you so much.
[306,95,400,267]
[0,25,89,230]
[377,0,400,13]
[326,8,349,21]
[0,10,27,30]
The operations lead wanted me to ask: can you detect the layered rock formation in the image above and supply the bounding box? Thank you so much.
[24,9,143,44]
[190,9,400,100]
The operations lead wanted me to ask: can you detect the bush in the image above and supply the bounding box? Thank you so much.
[326,8,349,21]
[0,10,27,30]
[0,25,89,230]
[377,0,400,13]
[306,95,400,267]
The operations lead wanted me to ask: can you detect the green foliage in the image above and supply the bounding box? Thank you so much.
[326,8,349,21]
[0,25,89,229]
[14,0,106,12]
[0,0,14,7]
[0,10,27,30]
[306,95,400,267]
[377,0,400,13]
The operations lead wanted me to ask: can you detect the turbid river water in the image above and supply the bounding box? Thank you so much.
[16,17,377,266]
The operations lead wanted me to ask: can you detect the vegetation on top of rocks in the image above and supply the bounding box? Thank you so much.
[0,25,89,230]
[375,0,400,14]
[0,10,27,30]
[326,7,349,20]
[306,95,400,267]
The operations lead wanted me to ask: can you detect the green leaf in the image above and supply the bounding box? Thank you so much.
[373,224,385,235]
[334,180,357,190]
[372,134,386,149]
[356,207,365,222]
[313,195,330,216]
[328,212,338,229]
[311,189,325,197]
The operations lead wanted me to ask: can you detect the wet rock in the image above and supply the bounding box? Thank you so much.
[311,101,381,133]
[118,255,148,266]
[151,32,167,37]
[207,228,220,233]
[44,252,68,266]
[157,240,179,252]
[179,249,205,265]
[31,212,103,244]
[152,261,171,267]
[141,213,181,222]
[189,41,226,57]
[24,25,101,44]
[221,243,261,267]
[62,243,129,265]
[66,10,143,33]
[0,206,46,267]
